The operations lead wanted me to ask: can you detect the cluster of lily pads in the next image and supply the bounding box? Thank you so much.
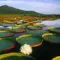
[0,22,60,60]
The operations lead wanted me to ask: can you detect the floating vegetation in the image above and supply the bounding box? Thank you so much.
[0,52,36,60]
[0,19,60,60]
[16,34,43,47]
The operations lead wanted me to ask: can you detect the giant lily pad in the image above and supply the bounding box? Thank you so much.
[10,25,26,33]
[34,23,46,27]
[27,25,42,30]
[27,30,46,37]
[0,52,36,60]
[42,33,60,43]
[0,38,15,52]
[52,56,60,60]
[16,34,43,47]
[11,28,25,33]
[48,27,60,34]
[0,30,14,37]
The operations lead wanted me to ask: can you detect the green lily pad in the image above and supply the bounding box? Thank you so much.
[48,27,60,34]
[16,34,42,47]
[0,38,15,51]
[0,30,13,37]
[27,30,46,37]
[27,26,42,30]
[0,53,36,60]
[43,34,60,43]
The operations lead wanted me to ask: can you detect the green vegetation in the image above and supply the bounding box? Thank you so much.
[0,5,60,18]
[0,5,60,23]
[0,5,41,17]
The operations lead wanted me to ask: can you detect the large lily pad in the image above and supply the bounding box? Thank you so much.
[10,25,26,33]
[16,34,42,47]
[0,53,36,60]
[43,34,60,43]
[48,27,60,34]
[0,38,15,52]
[27,30,46,37]
[52,56,60,60]
[0,30,14,37]
[27,25,42,30]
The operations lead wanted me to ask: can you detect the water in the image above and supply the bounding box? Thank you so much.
[41,19,60,27]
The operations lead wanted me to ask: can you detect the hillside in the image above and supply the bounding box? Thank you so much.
[0,5,60,23]
[0,5,42,16]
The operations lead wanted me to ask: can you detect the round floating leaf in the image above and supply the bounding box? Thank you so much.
[28,30,46,37]
[27,25,42,30]
[16,34,42,47]
[0,38,15,52]
[0,53,36,60]
[48,27,60,34]
[52,56,60,60]
[43,34,60,43]
[0,30,14,37]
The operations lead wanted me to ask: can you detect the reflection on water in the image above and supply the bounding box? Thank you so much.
[41,19,60,27]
